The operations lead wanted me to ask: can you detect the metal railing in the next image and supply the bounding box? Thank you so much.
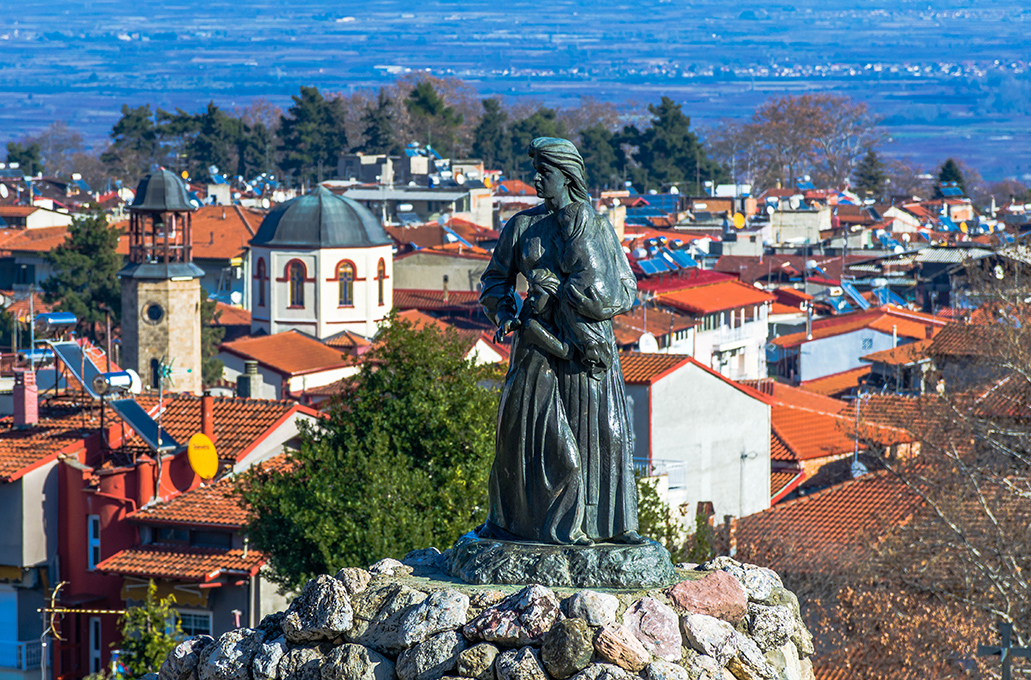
[0,640,43,670]
[633,458,688,490]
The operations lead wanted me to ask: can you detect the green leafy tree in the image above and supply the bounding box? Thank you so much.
[41,211,123,338]
[279,86,348,184]
[406,80,463,157]
[190,102,243,180]
[472,98,511,173]
[117,581,181,680]
[240,313,499,588]
[200,291,225,386]
[101,104,160,181]
[6,141,44,176]
[506,107,565,181]
[852,148,888,200]
[621,97,724,192]
[155,107,200,176]
[361,88,400,156]
[578,125,620,191]
[935,157,967,197]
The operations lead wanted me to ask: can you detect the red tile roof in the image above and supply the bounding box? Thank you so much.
[213,303,252,328]
[95,544,265,581]
[735,469,925,573]
[800,366,870,398]
[323,329,372,352]
[0,225,75,253]
[392,288,481,312]
[741,379,847,413]
[635,268,734,295]
[620,352,692,385]
[926,322,1000,357]
[771,307,947,349]
[770,469,804,503]
[658,280,774,316]
[131,474,248,528]
[220,331,352,377]
[0,411,94,482]
[157,395,306,463]
[612,307,694,346]
[860,339,934,366]
[2,291,52,322]
[0,206,39,217]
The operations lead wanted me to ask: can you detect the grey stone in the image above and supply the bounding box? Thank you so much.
[198,628,266,680]
[701,557,747,584]
[369,558,413,577]
[593,624,651,673]
[398,589,470,647]
[741,569,781,604]
[160,635,213,680]
[447,533,677,589]
[747,605,795,653]
[283,575,354,643]
[759,588,799,615]
[276,646,324,680]
[570,663,634,680]
[623,596,681,661]
[321,644,396,680]
[403,548,445,576]
[252,636,288,680]
[763,642,801,680]
[726,635,776,680]
[457,643,499,680]
[348,583,429,654]
[396,630,467,680]
[494,648,548,680]
[799,659,814,680]
[335,568,374,597]
[566,590,619,627]
[684,656,724,680]
[462,585,561,647]
[791,623,814,659]
[542,618,594,679]
[643,660,691,680]
[680,615,739,666]
[469,591,506,610]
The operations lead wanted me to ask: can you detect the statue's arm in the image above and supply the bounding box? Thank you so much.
[479,214,523,329]
[560,205,638,321]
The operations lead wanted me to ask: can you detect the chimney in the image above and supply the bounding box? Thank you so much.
[236,360,259,398]
[201,390,215,442]
[442,275,449,304]
[13,369,37,429]
[925,324,935,340]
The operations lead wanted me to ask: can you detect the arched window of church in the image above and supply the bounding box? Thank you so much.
[338,261,355,307]
[377,259,386,306]
[288,261,306,307]
[256,257,267,307]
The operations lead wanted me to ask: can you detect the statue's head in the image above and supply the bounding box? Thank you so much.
[528,137,591,204]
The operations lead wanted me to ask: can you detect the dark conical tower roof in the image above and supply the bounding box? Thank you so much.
[129,169,195,213]
[251,186,391,249]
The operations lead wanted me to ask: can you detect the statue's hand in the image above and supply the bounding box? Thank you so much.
[493,316,521,343]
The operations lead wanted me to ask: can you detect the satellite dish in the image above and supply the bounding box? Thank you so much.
[806,259,818,270]
[230,291,243,305]
[187,432,219,480]
[118,187,135,202]
[648,189,658,195]
[788,196,801,210]
[638,333,659,353]
[851,459,868,478]
[0,184,7,199]
[612,198,620,208]
[669,186,679,195]
[901,232,911,242]
[733,212,746,229]
[455,173,466,185]
[181,170,189,180]
[437,215,448,227]
[766,205,776,216]
[260,197,271,209]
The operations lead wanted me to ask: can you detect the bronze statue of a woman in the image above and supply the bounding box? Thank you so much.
[479,137,644,546]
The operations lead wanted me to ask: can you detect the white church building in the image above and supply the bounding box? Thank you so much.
[249,186,394,339]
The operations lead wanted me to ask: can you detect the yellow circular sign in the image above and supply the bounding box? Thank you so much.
[733,212,746,229]
[188,432,219,479]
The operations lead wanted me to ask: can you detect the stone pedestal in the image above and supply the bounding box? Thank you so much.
[446,531,678,589]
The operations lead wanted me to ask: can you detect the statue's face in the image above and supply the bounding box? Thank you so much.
[533,159,567,201]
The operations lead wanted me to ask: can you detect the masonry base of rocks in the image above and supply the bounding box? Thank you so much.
[446,531,678,589]
[160,552,815,680]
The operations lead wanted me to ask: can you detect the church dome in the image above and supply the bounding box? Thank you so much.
[251,186,392,249]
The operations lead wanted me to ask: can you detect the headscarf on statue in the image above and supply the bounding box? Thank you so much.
[528,137,592,204]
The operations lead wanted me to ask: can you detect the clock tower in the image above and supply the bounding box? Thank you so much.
[120,170,204,394]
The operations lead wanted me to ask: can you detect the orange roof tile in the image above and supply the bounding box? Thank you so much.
[3,291,52,322]
[927,322,1000,357]
[861,338,933,365]
[772,407,859,462]
[771,307,947,348]
[800,366,871,397]
[612,307,694,346]
[322,329,372,351]
[619,352,693,385]
[735,469,925,573]
[219,331,352,377]
[213,303,251,328]
[0,206,39,217]
[740,379,847,413]
[95,544,265,581]
[392,288,481,312]
[0,225,75,253]
[0,411,93,482]
[658,280,774,316]
[156,395,303,463]
[131,474,247,528]
[112,205,260,261]
[771,469,804,503]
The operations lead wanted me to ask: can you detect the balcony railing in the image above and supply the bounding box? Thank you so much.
[633,458,688,490]
[0,640,43,670]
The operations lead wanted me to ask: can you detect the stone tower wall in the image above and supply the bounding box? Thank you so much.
[121,277,203,395]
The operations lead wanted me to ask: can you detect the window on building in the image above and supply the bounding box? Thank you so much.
[256,258,267,308]
[288,261,305,307]
[338,262,355,307]
[862,338,874,350]
[155,527,189,544]
[88,515,101,570]
[191,530,232,549]
[89,617,102,674]
[377,259,386,306]
[176,610,213,638]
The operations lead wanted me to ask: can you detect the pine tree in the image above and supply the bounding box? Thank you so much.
[406,81,463,156]
[41,211,123,338]
[200,290,225,386]
[279,86,348,184]
[472,98,511,173]
[852,148,887,200]
[101,104,160,180]
[578,125,620,191]
[935,157,967,197]
[507,108,565,181]
[5,141,44,176]
[361,89,400,156]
